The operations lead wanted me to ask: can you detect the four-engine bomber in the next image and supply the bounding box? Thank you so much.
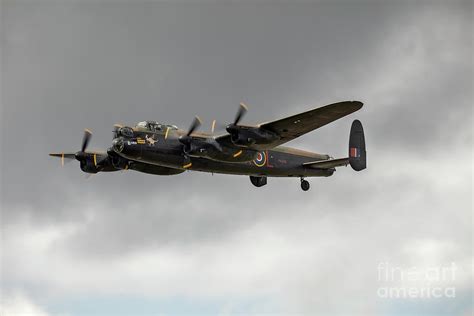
[50,101,366,191]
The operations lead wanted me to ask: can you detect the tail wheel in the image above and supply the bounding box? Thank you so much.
[300,179,310,191]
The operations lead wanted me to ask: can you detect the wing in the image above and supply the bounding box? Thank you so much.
[258,101,363,147]
[215,101,362,149]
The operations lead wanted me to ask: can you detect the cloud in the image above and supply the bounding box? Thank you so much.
[1,1,472,315]
[2,149,471,315]
[0,292,50,316]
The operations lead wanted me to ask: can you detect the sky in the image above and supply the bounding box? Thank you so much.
[1,1,473,315]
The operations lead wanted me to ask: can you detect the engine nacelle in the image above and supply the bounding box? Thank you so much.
[231,133,257,147]
[226,125,279,148]
[78,153,103,173]
[80,161,99,173]
[110,154,129,170]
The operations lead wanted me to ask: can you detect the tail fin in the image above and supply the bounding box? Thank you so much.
[349,120,366,171]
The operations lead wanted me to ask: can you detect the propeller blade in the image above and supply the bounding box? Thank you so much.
[81,129,92,152]
[186,116,202,136]
[49,153,76,158]
[210,120,227,133]
[234,102,248,125]
[211,120,216,133]
[49,153,76,166]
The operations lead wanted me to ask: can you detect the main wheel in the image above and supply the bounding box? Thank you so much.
[301,179,310,191]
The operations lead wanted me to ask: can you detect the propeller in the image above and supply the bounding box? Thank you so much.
[234,102,248,125]
[179,116,202,145]
[210,119,227,133]
[178,116,203,168]
[186,116,202,136]
[211,119,216,133]
[49,152,76,166]
[81,129,92,152]
[226,103,249,134]
[50,129,104,167]
[209,103,249,134]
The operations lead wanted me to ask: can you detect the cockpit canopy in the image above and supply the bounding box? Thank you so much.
[135,121,178,132]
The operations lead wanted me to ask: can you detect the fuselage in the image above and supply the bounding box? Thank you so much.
[112,126,334,178]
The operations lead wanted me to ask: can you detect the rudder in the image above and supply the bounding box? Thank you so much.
[349,120,366,171]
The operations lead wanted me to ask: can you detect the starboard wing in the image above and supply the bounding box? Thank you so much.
[215,101,362,149]
[258,101,363,148]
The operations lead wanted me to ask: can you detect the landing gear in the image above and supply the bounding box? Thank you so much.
[250,176,267,187]
[300,178,310,191]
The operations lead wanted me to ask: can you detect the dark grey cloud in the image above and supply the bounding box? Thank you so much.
[2,1,471,209]
[1,1,472,315]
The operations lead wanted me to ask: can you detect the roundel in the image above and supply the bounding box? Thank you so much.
[253,151,267,167]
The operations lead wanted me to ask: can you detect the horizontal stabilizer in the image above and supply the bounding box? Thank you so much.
[303,158,349,169]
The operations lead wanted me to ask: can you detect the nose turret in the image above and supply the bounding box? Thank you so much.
[113,137,125,153]
[112,137,142,159]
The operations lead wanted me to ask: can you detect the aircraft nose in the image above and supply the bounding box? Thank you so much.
[112,137,125,153]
